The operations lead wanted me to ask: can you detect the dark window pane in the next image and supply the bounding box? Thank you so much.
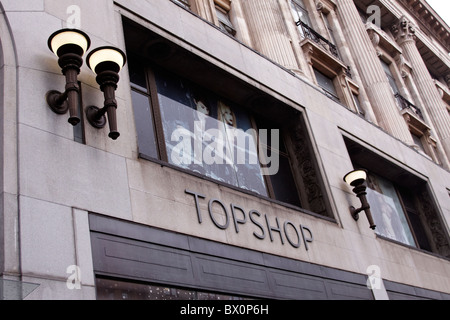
[255,117,287,153]
[269,155,301,207]
[131,90,159,159]
[380,59,399,94]
[128,59,148,92]
[398,188,432,251]
[96,277,250,300]
[313,68,339,101]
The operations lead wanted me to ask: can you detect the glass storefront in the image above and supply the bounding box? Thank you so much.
[96,277,250,301]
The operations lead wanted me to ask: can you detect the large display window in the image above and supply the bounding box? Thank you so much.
[124,17,332,217]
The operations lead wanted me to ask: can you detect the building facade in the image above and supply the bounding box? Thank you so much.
[1,0,450,300]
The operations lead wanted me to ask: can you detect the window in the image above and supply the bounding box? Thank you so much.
[345,137,450,258]
[129,61,304,207]
[313,68,340,101]
[322,13,337,46]
[129,58,160,160]
[291,0,311,37]
[380,59,400,95]
[215,3,236,36]
[411,133,426,153]
[124,18,331,216]
[96,277,250,300]
[153,67,269,196]
[366,173,416,246]
[352,93,364,115]
[290,0,310,25]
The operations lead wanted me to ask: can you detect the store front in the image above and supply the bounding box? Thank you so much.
[90,213,374,300]
[89,214,449,300]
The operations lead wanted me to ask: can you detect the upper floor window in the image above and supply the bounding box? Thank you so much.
[314,67,340,102]
[290,0,311,25]
[212,0,236,37]
[322,12,336,45]
[215,6,236,36]
[352,92,364,115]
[291,0,311,37]
[380,59,400,95]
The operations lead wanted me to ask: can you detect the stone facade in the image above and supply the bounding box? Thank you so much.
[0,0,449,300]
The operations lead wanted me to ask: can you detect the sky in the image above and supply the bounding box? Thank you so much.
[426,0,450,27]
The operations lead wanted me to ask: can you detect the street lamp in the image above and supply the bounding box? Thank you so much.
[344,169,376,230]
[86,46,127,140]
[46,29,91,126]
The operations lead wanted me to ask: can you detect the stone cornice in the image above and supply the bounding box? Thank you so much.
[398,0,450,51]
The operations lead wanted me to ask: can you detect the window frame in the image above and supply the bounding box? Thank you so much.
[366,171,420,248]
[313,67,340,102]
[215,4,236,37]
[130,62,307,209]
[290,0,311,28]
[344,135,450,258]
[380,58,400,96]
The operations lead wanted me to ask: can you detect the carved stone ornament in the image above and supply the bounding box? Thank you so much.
[392,16,417,45]
[445,73,450,89]
[292,122,327,216]
[316,1,324,11]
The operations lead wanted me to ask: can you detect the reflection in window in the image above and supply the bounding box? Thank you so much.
[314,68,340,101]
[345,137,450,257]
[290,0,311,37]
[128,63,305,207]
[96,277,250,300]
[366,173,415,246]
[155,70,268,196]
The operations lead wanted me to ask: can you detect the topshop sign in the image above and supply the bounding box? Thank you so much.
[186,190,313,251]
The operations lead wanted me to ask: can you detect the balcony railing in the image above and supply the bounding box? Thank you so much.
[395,93,424,120]
[296,21,339,59]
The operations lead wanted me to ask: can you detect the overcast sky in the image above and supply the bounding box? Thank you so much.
[426,0,450,26]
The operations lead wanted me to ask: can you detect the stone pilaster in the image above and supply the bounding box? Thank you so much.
[336,0,413,145]
[392,16,450,167]
[240,0,299,71]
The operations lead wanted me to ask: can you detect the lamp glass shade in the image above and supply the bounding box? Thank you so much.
[344,169,367,186]
[87,47,126,74]
[48,29,90,57]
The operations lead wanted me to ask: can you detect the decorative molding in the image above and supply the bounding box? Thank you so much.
[292,122,328,217]
[398,0,450,51]
[392,16,417,45]
[366,22,402,57]
[214,0,231,12]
